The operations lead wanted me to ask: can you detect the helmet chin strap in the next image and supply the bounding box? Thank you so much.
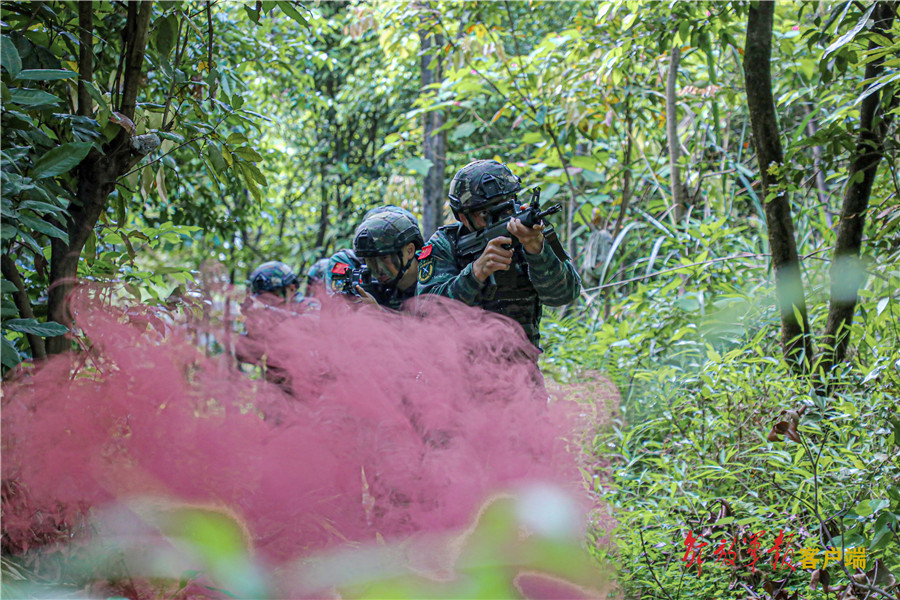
[385,253,413,290]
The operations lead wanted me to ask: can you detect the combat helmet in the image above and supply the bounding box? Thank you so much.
[306,257,330,287]
[353,206,423,258]
[248,261,299,295]
[448,160,522,217]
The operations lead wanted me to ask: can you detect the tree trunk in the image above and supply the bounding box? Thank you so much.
[821,1,897,372]
[666,44,687,224]
[743,0,813,370]
[46,1,156,354]
[1,255,46,359]
[419,8,446,239]
[315,159,330,249]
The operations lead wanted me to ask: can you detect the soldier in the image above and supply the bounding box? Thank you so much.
[351,205,424,311]
[305,257,330,296]
[417,160,581,349]
[239,260,305,393]
[247,260,301,305]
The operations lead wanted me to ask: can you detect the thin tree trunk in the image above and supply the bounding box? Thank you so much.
[46,1,156,354]
[743,0,813,370]
[1,255,46,359]
[803,103,832,228]
[822,1,897,372]
[315,160,330,249]
[666,44,687,224]
[420,6,446,239]
[613,94,634,237]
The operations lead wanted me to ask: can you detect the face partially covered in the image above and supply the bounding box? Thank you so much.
[361,242,419,290]
[463,201,516,232]
[364,254,400,284]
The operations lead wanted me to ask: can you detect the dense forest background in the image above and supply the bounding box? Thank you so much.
[2,1,899,598]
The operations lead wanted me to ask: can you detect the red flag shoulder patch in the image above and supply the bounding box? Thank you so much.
[331,262,350,275]
[418,244,433,260]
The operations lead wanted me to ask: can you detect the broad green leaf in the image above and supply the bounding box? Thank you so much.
[277,1,308,27]
[19,200,67,216]
[84,230,96,265]
[401,157,433,176]
[1,223,18,241]
[233,146,263,162]
[7,88,62,108]
[1,35,21,78]
[207,144,227,174]
[116,195,126,226]
[17,214,69,244]
[451,122,477,141]
[31,142,93,179]
[1,336,20,368]
[4,318,68,337]
[157,131,185,143]
[156,14,177,59]
[823,3,877,58]
[15,69,78,81]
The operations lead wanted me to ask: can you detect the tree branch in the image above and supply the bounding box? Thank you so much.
[118,1,153,120]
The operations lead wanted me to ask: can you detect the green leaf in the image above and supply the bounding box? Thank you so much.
[207,144,227,174]
[1,35,21,78]
[1,336,20,369]
[1,280,18,294]
[116,194,126,226]
[451,123,478,141]
[84,230,96,266]
[401,157,434,176]
[31,142,93,179]
[1,223,18,241]
[7,88,62,108]
[277,1,308,27]
[156,131,184,144]
[17,214,69,244]
[232,146,263,162]
[19,200,67,216]
[823,3,877,58]
[15,69,78,81]
[156,14,178,59]
[4,318,68,337]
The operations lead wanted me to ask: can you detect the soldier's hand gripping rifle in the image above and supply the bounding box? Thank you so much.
[457,187,564,287]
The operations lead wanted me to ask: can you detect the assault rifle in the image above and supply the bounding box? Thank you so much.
[333,264,388,303]
[457,187,562,279]
[456,187,563,294]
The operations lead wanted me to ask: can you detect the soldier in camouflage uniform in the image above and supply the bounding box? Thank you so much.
[239,261,305,393]
[306,257,330,296]
[417,160,581,349]
[351,205,424,311]
[248,260,301,304]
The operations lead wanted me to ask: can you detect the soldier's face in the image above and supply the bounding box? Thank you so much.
[365,255,399,283]
[464,202,515,231]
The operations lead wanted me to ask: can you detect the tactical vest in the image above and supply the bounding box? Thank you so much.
[440,222,542,346]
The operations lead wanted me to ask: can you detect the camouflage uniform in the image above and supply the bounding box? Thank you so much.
[240,260,305,393]
[417,160,581,348]
[306,257,330,289]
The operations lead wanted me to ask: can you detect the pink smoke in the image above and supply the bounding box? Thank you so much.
[2,283,588,594]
